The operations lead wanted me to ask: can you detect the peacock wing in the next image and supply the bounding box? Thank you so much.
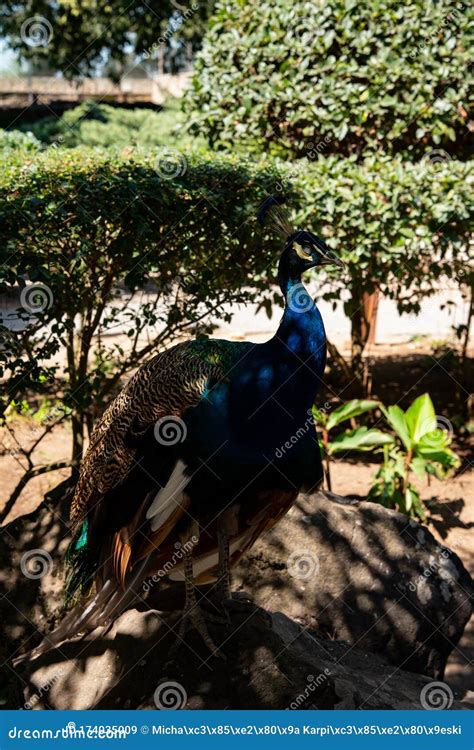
[70,339,245,526]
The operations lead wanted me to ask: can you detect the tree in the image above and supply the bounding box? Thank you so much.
[0,1,216,79]
[186,0,473,384]
[187,0,472,160]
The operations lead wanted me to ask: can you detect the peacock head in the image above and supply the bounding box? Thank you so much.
[257,195,344,275]
[284,230,344,272]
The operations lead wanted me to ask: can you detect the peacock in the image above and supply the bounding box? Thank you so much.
[15,196,343,663]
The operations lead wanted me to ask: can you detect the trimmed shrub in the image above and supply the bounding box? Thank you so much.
[1,147,471,462]
[0,147,282,461]
[0,129,41,153]
[290,154,473,311]
[18,99,201,150]
[187,0,472,159]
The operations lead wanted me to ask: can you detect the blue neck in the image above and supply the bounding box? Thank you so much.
[274,267,327,377]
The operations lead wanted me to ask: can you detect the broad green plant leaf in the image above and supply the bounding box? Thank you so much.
[409,456,428,481]
[381,405,412,450]
[326,399,379,430]
[405,393,437,445]
[328,427,394,454]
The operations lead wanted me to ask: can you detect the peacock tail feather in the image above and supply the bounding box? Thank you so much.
[64,518,95,608]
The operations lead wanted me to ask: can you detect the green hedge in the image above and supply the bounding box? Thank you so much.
[16,100,201,150]
[0,148,282,443]
[289,155,473,315]
[187,0,472,159]
[1,146,471,454]
[3,148,470,318]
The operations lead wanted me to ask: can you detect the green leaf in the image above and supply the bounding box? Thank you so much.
[326,399,379,430]
[417,429,449,452]
[417,444,460,471]
[381,404,412,450]
[410,456,428,481]
[312,405,328,426]
[328,426,394,454]
[405,393,436,444]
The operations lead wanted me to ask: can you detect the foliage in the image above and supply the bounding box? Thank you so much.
[1,144,470,506]
[2,146,472,391]
[313,399,392,490]
[0,1,216,78]
[187,0,472,160]
[368,393,460,519]
[0,128,41,153]
[0,147,282,484]
[293,154,473,376]
[19,99,202,150]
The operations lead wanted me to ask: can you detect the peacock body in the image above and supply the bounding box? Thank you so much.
[16,199,343,663]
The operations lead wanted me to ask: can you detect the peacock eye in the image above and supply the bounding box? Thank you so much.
[293,241,313,260]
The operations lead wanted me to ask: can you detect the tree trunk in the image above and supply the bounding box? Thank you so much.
[351,288,380,389]
[71,413,84,467]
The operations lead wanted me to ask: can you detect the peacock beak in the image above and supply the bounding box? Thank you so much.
[321,249,345,269]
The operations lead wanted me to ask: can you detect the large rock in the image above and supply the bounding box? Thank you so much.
[0,482,72,708]
[233,492,473,679]
[1,487,472,709]
[14,605,467,710]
